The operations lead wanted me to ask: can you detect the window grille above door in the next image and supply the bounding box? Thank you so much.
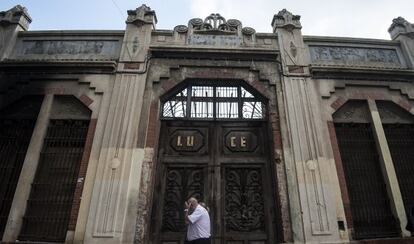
[161,82,267,120]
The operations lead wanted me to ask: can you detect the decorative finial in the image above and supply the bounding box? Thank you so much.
[388,16,414,40]
[126,4,157,26]
[271,9,301,31]
[0,5,32,30]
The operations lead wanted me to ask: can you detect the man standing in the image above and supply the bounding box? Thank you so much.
[184,197,211,244]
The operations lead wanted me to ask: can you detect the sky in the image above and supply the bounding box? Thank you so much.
[1,0,414,40]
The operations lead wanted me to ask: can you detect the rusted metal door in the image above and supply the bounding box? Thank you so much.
[18,119,89,242]
[0,96,43,239]
[335,123,399,239]
[151,120,276,244]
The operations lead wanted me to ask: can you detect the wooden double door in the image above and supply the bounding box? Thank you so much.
[151,120,277,244]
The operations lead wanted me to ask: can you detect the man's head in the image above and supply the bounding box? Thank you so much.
[187,197,198,210]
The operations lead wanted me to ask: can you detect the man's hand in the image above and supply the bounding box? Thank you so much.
[184,200,191,210]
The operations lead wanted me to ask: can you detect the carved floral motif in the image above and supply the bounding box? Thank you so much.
[174,25,188,33]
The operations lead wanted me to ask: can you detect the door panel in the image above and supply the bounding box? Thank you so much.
[222,166,267,244]
[162,167,205,232]
[152,121,276,244]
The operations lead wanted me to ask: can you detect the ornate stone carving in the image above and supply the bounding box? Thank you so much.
[272,9,301,31]
[333,100,371,123]
[227,19,242,29]
[13,40,119,59]
[126,4,157,26]
[188,13,241,35]
[0,5,31,30]
[189,18,203,28]
[309,46,401,66]
[290,41,297,58]
[388,16,414,39]
[132,36,139,53]
[187,35,242,46]
[174,25,188,33]
[242,27,256,35]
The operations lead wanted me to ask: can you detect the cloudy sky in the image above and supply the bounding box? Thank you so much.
[1,0,413,39]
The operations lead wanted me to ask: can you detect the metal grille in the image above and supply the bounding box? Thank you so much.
[19,119,89,242]
[335,123,400,239]
[224,167,265,232]
[0,119,37,239]
[162,83,266,120]
[383,124,414,214]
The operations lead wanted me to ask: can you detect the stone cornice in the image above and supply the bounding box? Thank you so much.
[310,65,414,82]
[0,60,117,74]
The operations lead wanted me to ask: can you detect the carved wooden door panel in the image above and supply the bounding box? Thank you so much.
[151,121,276,244]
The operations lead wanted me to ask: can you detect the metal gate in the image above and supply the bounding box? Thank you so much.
[383,124,414,214]
[0,96,43,239]
[18,119,89,242]
[334,123,400,239]
[151,121,277,244]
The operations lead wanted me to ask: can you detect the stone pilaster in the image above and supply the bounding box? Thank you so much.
[273,9,345,243]
[389,17,414,68]
[81,5,156,244]
[0,5,31,60]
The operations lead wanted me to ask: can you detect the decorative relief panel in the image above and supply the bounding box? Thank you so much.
[161,167,204,232]
[12,40,120,60]
[187,35,242,46]
[309,46,401,67]
[332,100,371,123]
[224,167,265,232]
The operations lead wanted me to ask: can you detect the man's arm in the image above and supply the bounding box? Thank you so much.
[184,201,191,225]
[184,208,190,225]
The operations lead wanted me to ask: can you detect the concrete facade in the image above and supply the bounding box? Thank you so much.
[0,4,414,244]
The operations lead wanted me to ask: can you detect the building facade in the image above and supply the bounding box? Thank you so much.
[0,4,414,244]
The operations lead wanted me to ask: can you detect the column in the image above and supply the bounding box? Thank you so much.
[368,99,410,237]
[2,95,53,242]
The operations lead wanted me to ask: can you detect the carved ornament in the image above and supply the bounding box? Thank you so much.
[188,13,243,35]
[388,16,414,39]
[242,27,256,35]
[174,25,188,33]
[309,46,401,66]
[126,4,157,26]
[0,5,31,30]
[272,9,301,31]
